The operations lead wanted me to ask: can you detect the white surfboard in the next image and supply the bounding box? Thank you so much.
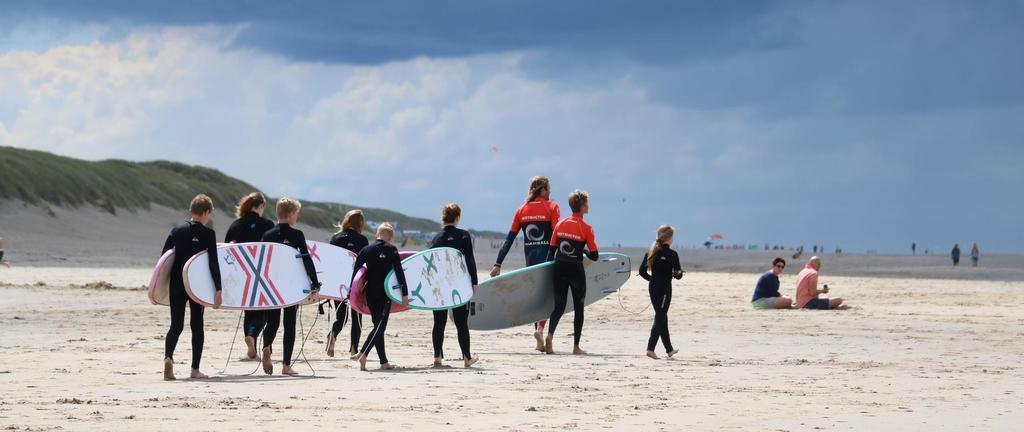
[147,249,174,306]
[384,247,474,311]
[467,252,631,331]
[183,242,315,310]
[305,240,358,301]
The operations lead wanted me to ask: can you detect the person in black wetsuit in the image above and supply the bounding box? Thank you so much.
[429,203,480,368]
[160,194,222,380]
[638,225,684,360]
[490,176,560,350]
[259,198,321,376]
[326,209,369,357]
[224,192,275,360]
[545,190,599,355]
[350,222,407,371]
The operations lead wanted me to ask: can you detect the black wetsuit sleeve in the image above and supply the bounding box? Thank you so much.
[294,231,320,289]
[205,228,223,291]
[162,232,174,254]
[391,249,408,296]
[671,250,683,280]
[464,232,478,285]
[349,250,365,294]
[586,250,599,261]
[546,245,556,262]
[494,230,518,266]
[639,253,651,281]
[224,221,237,243]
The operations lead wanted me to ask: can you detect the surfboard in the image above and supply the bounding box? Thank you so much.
[467,252,631,331]
[384,247,474,311]
[348,251,414,315]
[147,249,175,306]
[305,240,358,301]
[183,242,316,310]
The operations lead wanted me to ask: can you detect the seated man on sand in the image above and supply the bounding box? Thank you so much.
[795,256,844,309]
[751,257,793,309]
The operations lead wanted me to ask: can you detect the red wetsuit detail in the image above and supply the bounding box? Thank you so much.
[550,214,598,263]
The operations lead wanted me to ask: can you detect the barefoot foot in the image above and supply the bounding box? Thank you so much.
[432,358,443,368]
[464,354,479,368]
[646,350,660,360]
[261,347,273,375]
[533,331,545,352]
[163,358,175,381]
[573,345,587,355]
[281,365,299,376]
[544,335,554,354]
[358,353,368,371]
[326,335,336,358]
[190,369,209,379]
[245,336,257,359]
[666,349,680,358]
[380,363,396,370]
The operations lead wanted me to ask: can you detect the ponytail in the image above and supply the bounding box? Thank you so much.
[646,225,675,270]
[235,192,266,219]
[526,176,550,202]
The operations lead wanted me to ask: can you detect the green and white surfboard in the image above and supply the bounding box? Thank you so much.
[384,247,474,311]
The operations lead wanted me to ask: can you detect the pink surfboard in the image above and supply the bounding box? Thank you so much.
[147,249,175,306]
[348,251,414,315]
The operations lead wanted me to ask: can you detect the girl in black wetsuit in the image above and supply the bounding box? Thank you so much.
[326,209,369,357]
[638,225,683,360]
[428,203,479,368]
[350,223,408,371]
[160,194,222,380]
[224,192,275,360]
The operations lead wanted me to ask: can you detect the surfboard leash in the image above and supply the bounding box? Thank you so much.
[297,303,319,377]
[220,311,244,375]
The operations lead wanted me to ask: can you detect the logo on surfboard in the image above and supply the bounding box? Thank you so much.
[228,244,286,308]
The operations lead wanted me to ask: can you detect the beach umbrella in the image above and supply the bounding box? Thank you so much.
[709,233,724,240]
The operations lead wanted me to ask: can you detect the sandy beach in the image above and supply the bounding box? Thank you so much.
[1,262,1022,431]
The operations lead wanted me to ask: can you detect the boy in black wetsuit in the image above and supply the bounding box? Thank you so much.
[429,203,479,368]
[160,194,222,380]
[350,222,407,371]
[224,192,275,359]
[260,198,321,376]
[327,209,369,357]
[546,190,599,355]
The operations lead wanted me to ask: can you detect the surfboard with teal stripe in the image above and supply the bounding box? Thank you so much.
[384,247,474,311]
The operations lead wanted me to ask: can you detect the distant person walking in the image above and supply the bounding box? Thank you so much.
[0,237,7,267]
[970,243,980,267]
[951,244,961,267]
[912,241,916,255]
[638,225,684,359]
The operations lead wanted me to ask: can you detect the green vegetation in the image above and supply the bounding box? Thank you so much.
[0,146,486,234]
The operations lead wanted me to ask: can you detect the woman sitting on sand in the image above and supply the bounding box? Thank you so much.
[427,203,480,368]
[638,225,684,359]
[751,258,794,309]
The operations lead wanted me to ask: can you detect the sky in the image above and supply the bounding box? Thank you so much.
[0,1,1021,252]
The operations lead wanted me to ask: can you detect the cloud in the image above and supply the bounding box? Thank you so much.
[0,2,1022,252]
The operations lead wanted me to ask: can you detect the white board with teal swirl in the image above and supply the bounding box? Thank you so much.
[384,247,474,311]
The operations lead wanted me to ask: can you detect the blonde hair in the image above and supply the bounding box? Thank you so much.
[526,176,550,202]
[235,192,266,219]
[376,222,395,239]
[647,225,675,270]
[441,202,461,225]
[567,189,589,213]
[189,194,214,215]
[335,209,365,233]
[276,198,301,218]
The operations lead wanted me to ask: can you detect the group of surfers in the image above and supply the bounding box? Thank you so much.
[158,175,846,380]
